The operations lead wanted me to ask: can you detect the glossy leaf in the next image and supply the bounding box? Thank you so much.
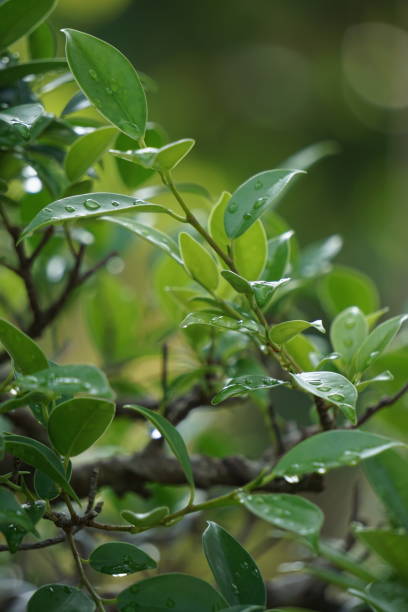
[16,364,114,399]
[221,270,252,294]
[263,231,293,281]
[113,123,166,188]
[124,405,195,502]
[179,232,219,292]
[0,318,48,374]
[3,434,78,500]
[280,140,340,171]
[239,492,323,547]
[65,127,117,182]
[1,500,45,553]
[208,191,231,250]
[318,265,379,316]
[121,506,170,529]
[298,235,342,278]
[101,214,183,264]
[271,430,403,480]
[180,312,260,334]
[354,527,408,580]
[285,334,320,372]
[203,522,266,606]
[0,0,57,50]
[61,91,91,117]
[364,449,408,531]
[63,29,147,140]
[27,584,95,612]
[252,278,291,308]
[352,314,408,375]
[212,375,286,405]
[89,541,157,575]
[270,320,325,345]
[117,574,227,612]
[356,370,393,391]
[111,138,195,171]
[0,104,44,143]
[0,59,66,86]
[232,219,267,280]
[20,193,171,240]
[224,169,304,239]
[330,306,368,366]
[350,582,408,612]
[291,371,358,423]
[0,488,34,534]
[48,397,115,457]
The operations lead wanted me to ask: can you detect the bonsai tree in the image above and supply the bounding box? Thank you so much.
[0,1,407,610]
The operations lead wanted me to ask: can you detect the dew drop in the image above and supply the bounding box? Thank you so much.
[64,205,75,213]
[253,196,267,210]
[262,377,271,384]
[106,86,113,94]
[84,198,101,210]
[317,385,331,392]
[344,338,353,347]
[254,179,263,190]
[243,212,252,220]
[328,392,344,402]
[228,201,238,213]
[88,69,98,80]
[111,80,119,92]
[284,474,300,484]
[345,318,356,329]
[111,200,120,207]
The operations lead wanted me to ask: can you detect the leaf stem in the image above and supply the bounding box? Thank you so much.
[66,529,105,611]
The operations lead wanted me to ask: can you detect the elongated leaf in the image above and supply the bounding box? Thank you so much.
[121,506,170,529]
[61,91,91,117]
[180,312,260,334]
[2,499,46,553]
[65,127,117,182]
[298,235,342,278]
[239,492,323,547]
[48,397,115,457]
[89,541,156,575]
[28,584,95,612]
[232,219,267,280]
[0,488,34,533]
[0,319,48,374]
[364,449,408,531]
[352,314,408,375]
[285,334,319,371]
[208,191,231,250]
[270,320,325,345]
[28,21,56,59]
[252,278,291,308]
[224,169,303,239]
[330,306,368,366]
[63,29,147,140]
[117,574,227,612]
[0,59,66,86]
[179,232,219,292]
[263,231,293,281]
[20,193,171,240]
[0,0,57,50]
[290,371,358,423]
[16,364,113,399]
[280,140,340,171]
[0,391,46,416]
[101,214,182,264]
[318,265,379,316]
[354,527,408,580]
[212,375,286,405]
[203,522,266,606]
[111,138,195,171]
[350,582,408,612]
[124,405,195,502]
[271,430,403,481]
[0,104,44,143]
[3,434,78,500]
[356,370,393,391]
[221,270,252,295]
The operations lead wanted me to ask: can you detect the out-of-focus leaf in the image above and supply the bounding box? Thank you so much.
[65,127,117,183]
[0,318,48,374]
[179,232,219,292]
[318,265,379,316]
[330,306,368,367]
[263,231,293,281]
[111,138,195,171]
[298,235,342,278]
[180,312,260,334]
[350,582,408,612]
[232,219,267,280]
[0,59,66,86]
[16,364,114,399]
[0,0,57,50]
[28,21,56,59]
[212,375,286,405]
[89,541,157,575]
[354,527,408,581]
[352,314,408,375]
[27,584,95,612]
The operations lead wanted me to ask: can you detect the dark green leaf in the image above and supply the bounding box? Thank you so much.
[34,469,59,500]
[17,364,114,399]
[63,29,147,140]
[117,574,227,612]
[352,314,408,375]
[221,270,252,295]
[350,582,408,612]
[212,375,286,405]
[179,232,219,292]
[270,320,325,345]
[28,584,95,612]
[0,104,44,142]
[0,318,48,374]
[202,521,266,606]
[65,127,117,183]
[124,405,195,503]
[0,0,57,50]
[0,487,34,533]
[89,541,157,575]
[121,506,170,530]
[0,59,66,86]
[48,397,115,457]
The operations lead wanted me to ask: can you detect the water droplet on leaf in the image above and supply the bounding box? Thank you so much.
[84,198,101,210]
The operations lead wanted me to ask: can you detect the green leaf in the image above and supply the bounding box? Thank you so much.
[203,522,266,606]
[0,487,34,533]
[16,364,114,399]
[0,318,48,374]
[232,219,267,280]
[20,193,171,240]
[356,370,393,391]
[121,506,170,530]
[271,430,403,481]
[28,584,95,612]
[330,306,368,367]
[263,231,293,281]
[298,235,342,278]
[224,169,304,239]
[124,405,195,503]
[354,527,408,581]
[270,320,325,345]
[65,127,117,183]
[280,140,340,171]
[180,312,260,334]
[0,0,57,50]
[113,124,166,188]
[179,232,219,292]
[111,138,195,171]
[0,103,45,142]
[1,499,45,553]
[63,29,147,141]
[318,265,379,316]
[28,21,56,59]
[0,59,66,86]
[212,375,286,405]
[101,214,183,264]
[89,541,157,575]
[350,582,408,612]
[117,574,228,612]
[48,397,115,457]
[290,371,358,423]
[3,434,78,501]
[252,279,291,308]
[208,191,231,250]
[34,469,60,501]
[219,608,264,612]
[239,492,323,548]
[352,314,408,375]
[364,449,408,531]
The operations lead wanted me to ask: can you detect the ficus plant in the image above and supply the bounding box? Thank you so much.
[0,1,407,611]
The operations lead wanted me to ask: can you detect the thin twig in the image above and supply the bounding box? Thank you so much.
[355,381,408,427]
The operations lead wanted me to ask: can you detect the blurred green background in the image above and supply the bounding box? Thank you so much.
[53,0,408,311]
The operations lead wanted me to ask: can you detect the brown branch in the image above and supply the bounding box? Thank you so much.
[0,533,66,552]
[315,397,333,430]
[355,381,408,427]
